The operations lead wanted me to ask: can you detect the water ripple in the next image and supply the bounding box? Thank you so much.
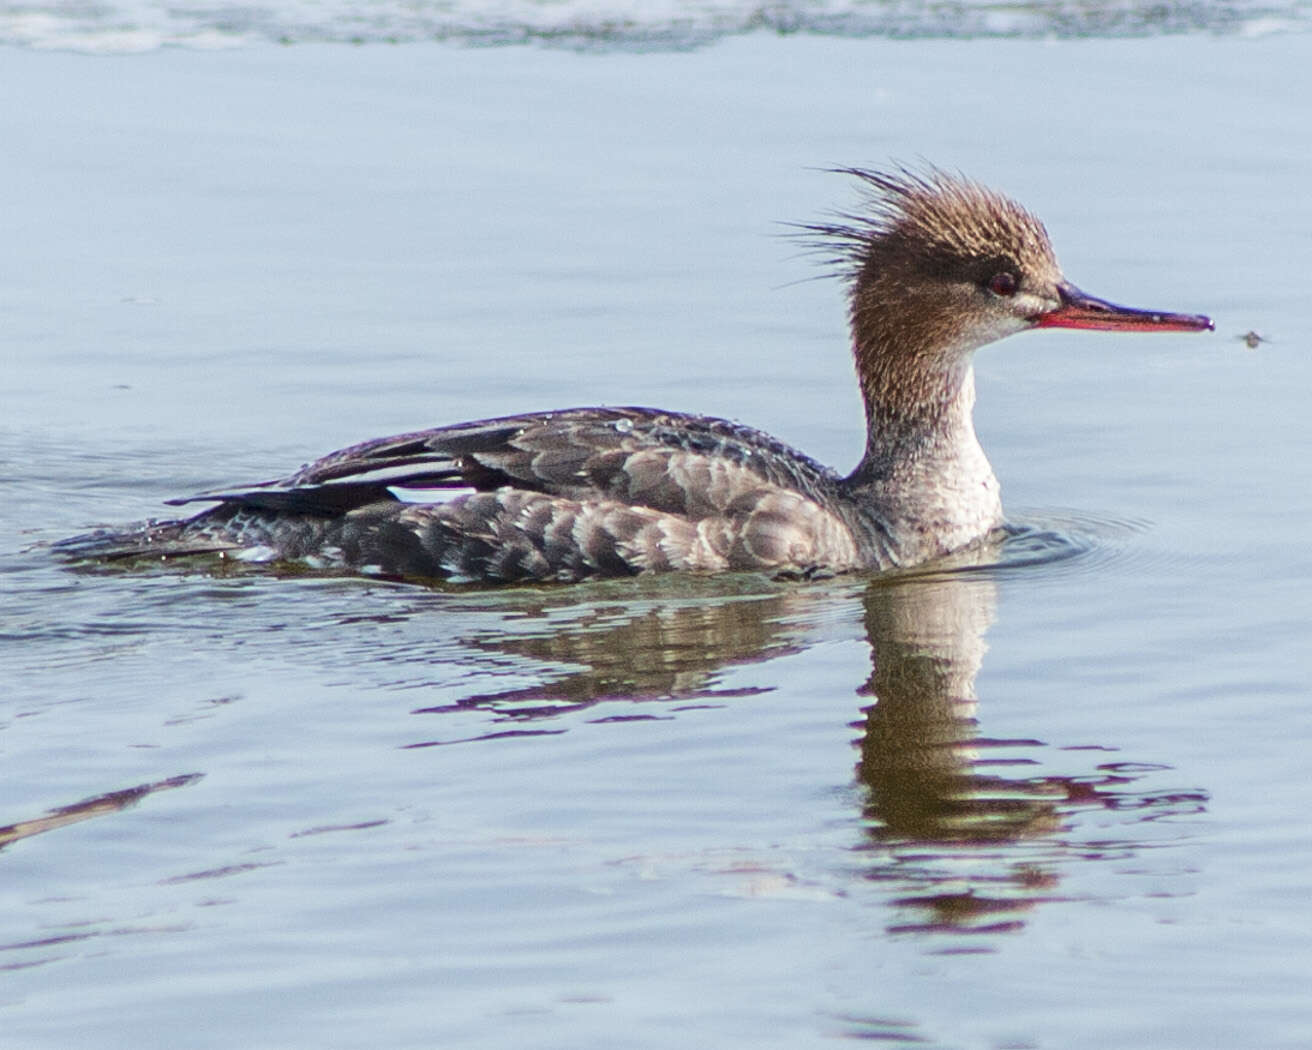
[997,509,1150,575]
[885,508,1150,585]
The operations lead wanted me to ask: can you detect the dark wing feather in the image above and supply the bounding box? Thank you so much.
[166,406,843,519]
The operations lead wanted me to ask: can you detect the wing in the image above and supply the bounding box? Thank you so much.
[166,406,845,521]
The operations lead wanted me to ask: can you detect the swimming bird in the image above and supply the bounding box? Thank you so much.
[63,167,1212,583]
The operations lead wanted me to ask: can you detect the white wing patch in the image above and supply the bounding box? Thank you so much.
[387,485,477,505]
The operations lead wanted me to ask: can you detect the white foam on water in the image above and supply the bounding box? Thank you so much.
[0,0,1299,53]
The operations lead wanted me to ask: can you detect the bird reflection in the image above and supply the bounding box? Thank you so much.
[407,581,816,727]
[855,574,1061,933]
[410,563,1206,935]
[854,571,1206,933]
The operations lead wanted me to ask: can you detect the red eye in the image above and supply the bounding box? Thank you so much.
[988,272,1018,297]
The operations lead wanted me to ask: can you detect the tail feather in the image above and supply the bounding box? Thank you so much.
[52,518,240,562]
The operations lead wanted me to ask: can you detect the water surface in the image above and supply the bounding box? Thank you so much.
[3,26,1311,1050]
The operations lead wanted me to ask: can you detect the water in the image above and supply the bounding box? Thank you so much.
[0,0,1301,52]
[3,18,1312,1050]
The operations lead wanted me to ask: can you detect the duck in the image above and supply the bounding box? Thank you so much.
[64,166,1213,583]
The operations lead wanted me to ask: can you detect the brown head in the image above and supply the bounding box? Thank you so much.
[803,166,1213,423]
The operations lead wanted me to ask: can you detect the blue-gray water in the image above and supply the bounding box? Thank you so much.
[3,23,1312,1050]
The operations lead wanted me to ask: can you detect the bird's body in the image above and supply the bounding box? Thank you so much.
[62,167,1212,583]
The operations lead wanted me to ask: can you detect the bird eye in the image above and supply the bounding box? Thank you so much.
[988,272,1018,297]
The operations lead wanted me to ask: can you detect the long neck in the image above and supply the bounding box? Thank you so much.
[854,352,984,478]
[843,323,1003,565]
